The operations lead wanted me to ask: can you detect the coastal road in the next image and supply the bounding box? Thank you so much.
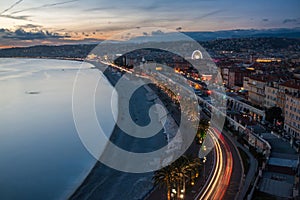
[192,125,243,200]
[194,128,233,200]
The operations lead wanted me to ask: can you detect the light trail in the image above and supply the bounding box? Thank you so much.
[211,131,233,199]
[100,60,133,74]
[195,129,223,200]
[194,128,233,200]
[100,60,234,199]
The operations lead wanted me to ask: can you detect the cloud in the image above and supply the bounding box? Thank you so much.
[0,0,23,15]
[151,30,164,35]
[138,4,160,11]
[17,24,42,29]
[0,0,77,21]
[283,18,298,24]
[84,6,115,12]
[176,27,182,31]
[0,14,30,21]
[262,19,268,22]
[11,0,78,14]
[0,28,68,40]
[194,9,224,20]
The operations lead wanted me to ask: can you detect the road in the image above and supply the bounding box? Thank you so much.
[194,128,233,200]
[89,61,243,200]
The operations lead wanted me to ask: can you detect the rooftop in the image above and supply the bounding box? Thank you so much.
[279,79,300,90]
[259,177,293,198]
[268,157,298,168]
[248,74,280,83]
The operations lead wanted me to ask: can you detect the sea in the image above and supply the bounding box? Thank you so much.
[0,58,116,199]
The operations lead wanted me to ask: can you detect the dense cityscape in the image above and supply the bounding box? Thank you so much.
[1,0,300,200]
[1,35,300,199]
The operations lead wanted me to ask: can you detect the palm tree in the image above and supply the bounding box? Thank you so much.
[173,156,190,199]
[196,119,210,144]
[153,165,175,200]
[153,156,201,200]
[188,157,201,186]
[173,156,201,199]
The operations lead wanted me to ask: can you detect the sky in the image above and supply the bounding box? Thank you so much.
[0,0,299,48]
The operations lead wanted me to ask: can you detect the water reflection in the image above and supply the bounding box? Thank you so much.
[0,58,115,200]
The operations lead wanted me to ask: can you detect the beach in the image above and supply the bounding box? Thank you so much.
[70,64,169,200]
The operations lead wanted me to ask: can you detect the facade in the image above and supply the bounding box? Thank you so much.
[228,68,248,88]
[278,79,300,116]
[222,67,248,88]
[243,76,250,91]
[247,76,266,106]
[245,75,281,108]
[264,81,279,108]
[221,67,229,86]
[284,93,300,139]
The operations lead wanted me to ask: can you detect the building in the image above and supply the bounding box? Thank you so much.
[221,67,230,86]
[228,67,248,88]
[221,66,248,88]
[264,81,279,108]
[243,76,250,91]
[245,75,280,108]
[278,79,300,116]
[284,92,300,139]
[246,75,267,106]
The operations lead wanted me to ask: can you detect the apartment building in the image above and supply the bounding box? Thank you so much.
[246,75,267,106]
[221,66,248,88]
[264,81,279,108]
[284,92,300,139]
[278,79,300,116]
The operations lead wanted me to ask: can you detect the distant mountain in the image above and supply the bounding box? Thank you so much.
[183,28,300,41]
[125,28,300,43]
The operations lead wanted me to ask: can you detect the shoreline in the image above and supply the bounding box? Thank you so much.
[68,64,120,199]
[69,63,170,199]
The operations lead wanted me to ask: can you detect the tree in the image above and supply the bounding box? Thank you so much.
[153,165,175,200]
[196,119,210,144]
[173,156,190,199]
[153,156,201,200]
[173,156,201,198]
[265,106,283,124]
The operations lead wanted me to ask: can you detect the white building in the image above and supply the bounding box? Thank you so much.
[264,82,279,108]
[284,93,300,139]
[246,75,267,106]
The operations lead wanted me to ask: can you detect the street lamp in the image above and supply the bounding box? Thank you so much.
[171,188,176,199]
[203,156,207,179]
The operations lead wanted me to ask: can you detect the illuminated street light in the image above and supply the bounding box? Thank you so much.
[203,156,207,179]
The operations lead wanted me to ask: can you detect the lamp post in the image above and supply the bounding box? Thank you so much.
[203,156,207,180]
[179,193,184,199]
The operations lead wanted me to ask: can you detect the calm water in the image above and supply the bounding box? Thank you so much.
[0,58,115,199]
